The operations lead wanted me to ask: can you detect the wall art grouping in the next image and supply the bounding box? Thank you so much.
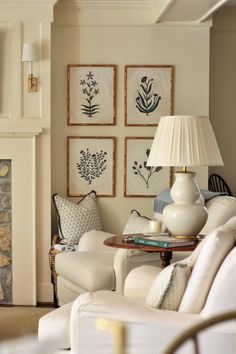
[67,136,115,197]
[124,137,171,197]
[66,63,174,197]
[67,64,116,126]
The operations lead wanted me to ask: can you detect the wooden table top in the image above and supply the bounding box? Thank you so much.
[104,235,199,253]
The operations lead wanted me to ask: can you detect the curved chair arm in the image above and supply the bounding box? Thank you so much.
[113,249,162,295]
[161,311,236,354]
[78,230,117,253]
[124,265,161,300]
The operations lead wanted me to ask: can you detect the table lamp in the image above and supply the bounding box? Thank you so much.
[147,115,223,238]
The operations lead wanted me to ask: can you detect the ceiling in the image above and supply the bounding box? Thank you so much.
[57,0,234,25]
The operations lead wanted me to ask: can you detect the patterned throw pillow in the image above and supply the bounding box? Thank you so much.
[145,263,191,311]
[53,191,102,245]
[123,210,150,235]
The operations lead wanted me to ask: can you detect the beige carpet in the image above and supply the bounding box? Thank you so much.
[0,306,53,341]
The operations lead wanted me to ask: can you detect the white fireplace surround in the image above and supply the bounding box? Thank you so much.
[0,127,42,305]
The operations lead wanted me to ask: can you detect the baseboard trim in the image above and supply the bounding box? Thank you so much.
[37,302,55,308]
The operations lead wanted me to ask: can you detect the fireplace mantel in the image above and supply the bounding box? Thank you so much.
[0,128,42,305]
[0,127,42,138]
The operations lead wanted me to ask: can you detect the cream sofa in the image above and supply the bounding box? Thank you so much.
[39,216,236,354]
[54,196,236,306]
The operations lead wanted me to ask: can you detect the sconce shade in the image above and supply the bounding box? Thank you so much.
[22,43,38,62]
[147,115,223,168]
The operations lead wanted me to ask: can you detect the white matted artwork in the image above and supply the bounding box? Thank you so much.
[125,65,173,126]
[67,64,116,126]
[68,136,115,197]
[124,137,171,197]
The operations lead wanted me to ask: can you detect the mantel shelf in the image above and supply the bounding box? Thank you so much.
[0,127,42,138]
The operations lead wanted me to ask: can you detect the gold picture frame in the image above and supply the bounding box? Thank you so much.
[124,137,172,197]
[124,65,174,126]
[67,136,116,197]
[67,64,116,126]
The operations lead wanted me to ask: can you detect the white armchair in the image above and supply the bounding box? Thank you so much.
[52,196,236,306]
[39,216,236,353]
[55,229,160,306]
[53,196,236,307]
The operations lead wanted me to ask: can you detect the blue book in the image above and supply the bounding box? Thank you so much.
[134,235,195,248]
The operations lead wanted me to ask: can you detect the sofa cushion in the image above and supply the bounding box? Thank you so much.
[145,263,191,310]
[55,252,115,291]
[179,218,236,314]
[123,210,150,235]
[201,246,236,316]
[38,301,73,349]
[52,191,102,245]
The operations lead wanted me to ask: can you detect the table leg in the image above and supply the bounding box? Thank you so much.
[160,251,172,268]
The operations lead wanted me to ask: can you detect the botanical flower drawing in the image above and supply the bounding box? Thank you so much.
[132,149,162,188]
[136,76,161,116]
[77,148,107,184]
[80,71,100,117]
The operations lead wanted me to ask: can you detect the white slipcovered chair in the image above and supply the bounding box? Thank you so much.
[53,196,236,306]
[39,216,236,354]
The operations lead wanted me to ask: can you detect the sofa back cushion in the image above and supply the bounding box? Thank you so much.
[201,196,236,235]
[179,217,236,314]
[201,246,236,316]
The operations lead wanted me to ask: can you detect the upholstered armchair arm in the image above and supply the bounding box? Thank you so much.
[113,249,162,295]
[78,230,117,253]
[124,265,161,300]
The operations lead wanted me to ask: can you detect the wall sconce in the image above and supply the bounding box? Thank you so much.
[22,43,39,92]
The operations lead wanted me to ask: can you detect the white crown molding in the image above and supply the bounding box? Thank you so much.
[54,0,225,26]
[56,0,155,9]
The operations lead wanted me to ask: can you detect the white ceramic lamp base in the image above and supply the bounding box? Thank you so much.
[163,172,208,238]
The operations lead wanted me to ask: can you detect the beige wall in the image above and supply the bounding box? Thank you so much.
[210,7,236,196]
[52,6,209,237]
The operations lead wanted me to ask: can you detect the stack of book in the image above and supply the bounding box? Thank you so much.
[134,234,195,248]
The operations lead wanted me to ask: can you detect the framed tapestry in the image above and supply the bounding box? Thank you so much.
[124,137,171,197]
[124,65,173,126]
[67,64,116,126]
[68,136,115,197]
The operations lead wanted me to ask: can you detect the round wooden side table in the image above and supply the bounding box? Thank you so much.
[104,235,198,268]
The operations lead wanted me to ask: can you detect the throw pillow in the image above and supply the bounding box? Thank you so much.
[52,191,102,245]
[123,209,150,235]
[145,262,191,311]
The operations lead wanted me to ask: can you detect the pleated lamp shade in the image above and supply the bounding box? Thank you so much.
[147,115,223,167]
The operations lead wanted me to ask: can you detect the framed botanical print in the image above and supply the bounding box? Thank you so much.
[124,65,173,126]
[124,137,171,197]
[68,136,115,197]
[67,64,116,126]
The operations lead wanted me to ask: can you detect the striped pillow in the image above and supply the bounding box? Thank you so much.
[145,263,191,310]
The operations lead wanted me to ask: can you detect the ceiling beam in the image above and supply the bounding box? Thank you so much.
[151,0,175,24]
[197,0,231,22]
